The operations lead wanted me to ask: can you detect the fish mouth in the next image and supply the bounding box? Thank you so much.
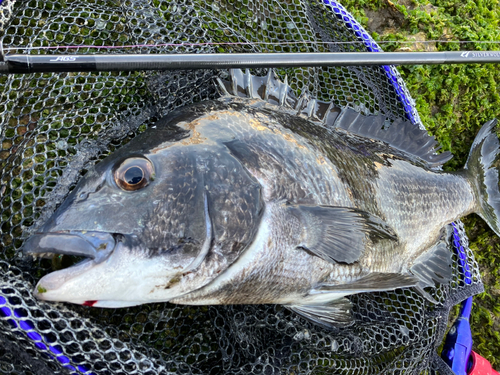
[23,231,118,300]
[23,231,116,264]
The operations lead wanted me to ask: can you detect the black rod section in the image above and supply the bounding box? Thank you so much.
[1,51,500,74]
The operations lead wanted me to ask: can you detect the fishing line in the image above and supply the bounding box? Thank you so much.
[2,39,500,52]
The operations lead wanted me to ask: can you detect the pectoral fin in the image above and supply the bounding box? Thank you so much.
[287,204,398,264]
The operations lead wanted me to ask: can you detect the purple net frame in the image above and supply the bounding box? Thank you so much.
[0,296,93,374]
[323,0,421,126]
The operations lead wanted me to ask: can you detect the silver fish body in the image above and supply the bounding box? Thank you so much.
[23,70,500,327]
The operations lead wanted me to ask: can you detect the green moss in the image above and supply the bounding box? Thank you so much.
[37,285,47,294]
[164,275,182,289]
[342,0,500,365]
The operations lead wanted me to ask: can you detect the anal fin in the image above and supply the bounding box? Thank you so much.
[410,226,453,303]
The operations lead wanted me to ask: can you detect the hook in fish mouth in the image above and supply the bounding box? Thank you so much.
[23,231,117,265]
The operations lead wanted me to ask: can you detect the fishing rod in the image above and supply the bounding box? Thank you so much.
[1,50,500,74]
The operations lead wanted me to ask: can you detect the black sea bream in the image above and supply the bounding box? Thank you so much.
[24,69,500,327]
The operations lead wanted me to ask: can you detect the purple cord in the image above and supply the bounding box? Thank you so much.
[441,224,474,374]
[0,296,93,374]
[452,222,473,285]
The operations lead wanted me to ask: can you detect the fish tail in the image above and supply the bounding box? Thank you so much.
[465,119,500,236]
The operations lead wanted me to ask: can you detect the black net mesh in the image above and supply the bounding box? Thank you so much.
[0,0,483,374]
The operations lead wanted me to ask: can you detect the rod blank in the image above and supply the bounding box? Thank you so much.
[1,51,500,74]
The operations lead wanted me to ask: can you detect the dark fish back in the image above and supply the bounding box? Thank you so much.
[218,69,452,169]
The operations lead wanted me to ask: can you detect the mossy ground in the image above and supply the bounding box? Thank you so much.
[342,0,500,366]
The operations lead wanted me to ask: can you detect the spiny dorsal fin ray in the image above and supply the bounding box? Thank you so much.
[244,68,253,98]
[219,69,453,168]
[335,108,453,167]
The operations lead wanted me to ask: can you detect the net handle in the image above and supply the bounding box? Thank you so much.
[0,51,499,74]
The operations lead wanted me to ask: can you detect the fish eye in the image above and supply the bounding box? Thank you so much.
[114,157,154,191]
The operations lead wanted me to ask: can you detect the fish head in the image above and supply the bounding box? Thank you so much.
[23,108,263,307]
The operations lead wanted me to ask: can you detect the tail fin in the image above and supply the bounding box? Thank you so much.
[465,119,500,236]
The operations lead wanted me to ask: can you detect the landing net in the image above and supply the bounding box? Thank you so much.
[0,1,482,374]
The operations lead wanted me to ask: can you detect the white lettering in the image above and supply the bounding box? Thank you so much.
[49,56,77,62]
[471,52,500,58]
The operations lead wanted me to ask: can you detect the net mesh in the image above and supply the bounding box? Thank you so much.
[0,0,483,374]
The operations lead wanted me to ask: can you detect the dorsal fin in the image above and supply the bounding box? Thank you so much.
[216,69,453,168]
[334,108,453,167]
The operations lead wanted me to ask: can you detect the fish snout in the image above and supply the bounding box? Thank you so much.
[23,231,116,263]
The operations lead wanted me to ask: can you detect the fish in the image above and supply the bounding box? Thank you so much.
[23,69,500,328]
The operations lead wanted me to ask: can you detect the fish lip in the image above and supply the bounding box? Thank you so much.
[23,231,116,264]
[33,256,96,301]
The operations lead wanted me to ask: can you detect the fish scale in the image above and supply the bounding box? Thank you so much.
[225,125,350,205]
[374,160,476,259]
